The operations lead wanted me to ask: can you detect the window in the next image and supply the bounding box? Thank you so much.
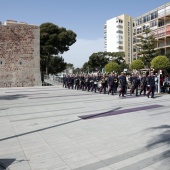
[118,35,123,39]
[133,38,136,43]
[150,20,157,27]
[117,46,123,50]
[133,29,136,35]
[143,16,147,23]
[116,30,123,34]
[117,41,123,44]
[137,28,142,34]
[128,22,130,26]
[119,19,123,23]
[0,61,2,65]
[151,11,158,20]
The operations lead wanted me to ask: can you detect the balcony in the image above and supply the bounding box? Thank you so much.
[116,30,123,34]
[157,33,165,38]
[117,46,123,50]
[158,42,165,48]
[166,40,170,46]
[158,10,165,18]
[166,8,170,15]
[117,25,123,29]
[117,41,123,44]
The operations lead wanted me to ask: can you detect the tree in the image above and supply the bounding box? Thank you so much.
[66,63,74,69]
[119,62,129,72]
[151,55,170,70]
[130,59,144,70]
[104,62,120,73]
[73,67,81,74]
[40,22,77,74]
[81,62,90,73]
[137,28,157,68]
[88,52,109,71]
[107,52,125,64]
[48,56,67,74]
[165,51,170,60]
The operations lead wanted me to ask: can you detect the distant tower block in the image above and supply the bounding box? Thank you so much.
[0,20,41,87]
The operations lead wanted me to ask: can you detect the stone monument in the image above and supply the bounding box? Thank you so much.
[0,20,41,87]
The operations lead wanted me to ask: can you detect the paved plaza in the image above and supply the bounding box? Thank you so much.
[0,86,170,170]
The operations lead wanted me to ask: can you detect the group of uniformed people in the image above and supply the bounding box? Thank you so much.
[63,71,156,98]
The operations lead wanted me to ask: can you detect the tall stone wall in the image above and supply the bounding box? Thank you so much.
[0,22,42,87]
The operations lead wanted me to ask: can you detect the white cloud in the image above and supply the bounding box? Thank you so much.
[62,38,104,68]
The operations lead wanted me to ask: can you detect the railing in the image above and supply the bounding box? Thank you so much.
[43,75,63,86]
[158,43,165,47]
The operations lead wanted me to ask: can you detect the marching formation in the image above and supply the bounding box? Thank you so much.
[63,71,157,98]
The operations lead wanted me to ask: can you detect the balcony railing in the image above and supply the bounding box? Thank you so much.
[117,46,123,50]
[166,9,170,15]
[116,30,123,34]
[117,41,123,44]
[158,43,165,47]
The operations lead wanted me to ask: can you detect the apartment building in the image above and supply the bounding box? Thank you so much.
[105,2,170,64]
[104,14,133,64]
[133,2,170,60]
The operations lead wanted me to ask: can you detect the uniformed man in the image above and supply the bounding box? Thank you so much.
[63,74,67,88]
[147,72,155,98]
[74,74,80,90]
[92,74,98,93]
[100,74,107,94]
[113,73,119,93]
[130,74,140,96]
[119,72,127,97]
[140,73,147,95]
[108,73,115,95]
[80,74,85,90]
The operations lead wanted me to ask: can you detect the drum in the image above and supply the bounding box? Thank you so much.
[97,81,102,88]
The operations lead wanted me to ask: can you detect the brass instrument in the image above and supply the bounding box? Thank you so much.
[114,78,118,83]
[101,78,105,83]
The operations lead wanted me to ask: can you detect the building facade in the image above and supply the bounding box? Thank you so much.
[0,20,41,87]
[133,2,170,60]
[105,2,170,64]
[104,14,133,64]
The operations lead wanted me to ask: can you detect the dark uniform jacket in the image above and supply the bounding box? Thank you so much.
[148,76,155,87]
[108,76,114,86]
[141,77,147,86]
[119,76,127,87]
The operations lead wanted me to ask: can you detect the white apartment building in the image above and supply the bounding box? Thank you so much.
[104,14,133,64]
[105,2,170,64]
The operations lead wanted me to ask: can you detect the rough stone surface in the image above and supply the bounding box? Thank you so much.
[0,21,41,87]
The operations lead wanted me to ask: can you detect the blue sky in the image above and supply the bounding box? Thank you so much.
[1,0,170,67]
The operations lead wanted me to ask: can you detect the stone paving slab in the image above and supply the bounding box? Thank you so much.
[0,86,170,169]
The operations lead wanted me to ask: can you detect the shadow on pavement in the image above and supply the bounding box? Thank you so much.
[0,107,121,142]
[0,95,28,100]
[0,159,16,169]
[146,125,170,168]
